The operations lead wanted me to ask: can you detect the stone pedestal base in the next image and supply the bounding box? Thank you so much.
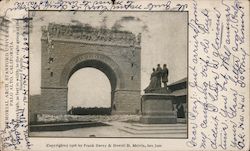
[140,94,177,124]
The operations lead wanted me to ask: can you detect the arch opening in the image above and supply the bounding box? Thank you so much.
[66,60,118,115]
[60,53,125,90]
[67,68,112,115]
[67,60,117,91]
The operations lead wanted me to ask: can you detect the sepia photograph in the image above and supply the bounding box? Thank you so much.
[1,0,249,150]
[28,11,188,138]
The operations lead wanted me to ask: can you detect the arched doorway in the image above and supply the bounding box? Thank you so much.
[60,53,124,114]
[67,68,112,114]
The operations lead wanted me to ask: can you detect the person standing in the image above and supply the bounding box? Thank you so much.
[176,101,185,118]
[161,64,169,88]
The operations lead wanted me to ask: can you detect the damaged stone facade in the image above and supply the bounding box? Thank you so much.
[29,23,141,123]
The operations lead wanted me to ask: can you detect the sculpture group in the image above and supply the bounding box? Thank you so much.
[144,64,169,93]
[42,23,141,46]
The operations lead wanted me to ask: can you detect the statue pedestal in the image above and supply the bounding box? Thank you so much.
[140,94,177,124]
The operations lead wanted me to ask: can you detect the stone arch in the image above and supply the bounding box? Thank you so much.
[60,52,125,90]
[60,52,125,109]
[30,23,141,123]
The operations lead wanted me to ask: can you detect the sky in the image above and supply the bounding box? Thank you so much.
[67,68,111,109]
[29,11,187,108]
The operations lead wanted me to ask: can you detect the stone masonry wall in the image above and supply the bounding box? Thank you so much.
[29,24,141,123]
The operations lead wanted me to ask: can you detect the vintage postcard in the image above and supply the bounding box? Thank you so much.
[0,0,249,151]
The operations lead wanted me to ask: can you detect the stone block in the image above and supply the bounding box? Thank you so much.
[112,90,141,114]
[140,94,177,124]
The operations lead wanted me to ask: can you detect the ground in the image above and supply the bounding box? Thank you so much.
[29,115,187,138]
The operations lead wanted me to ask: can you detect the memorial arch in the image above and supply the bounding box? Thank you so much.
[29,23,141,122]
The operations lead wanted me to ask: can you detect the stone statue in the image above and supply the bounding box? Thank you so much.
[156,64,162,88]
[141,64,176,124]
[144,64,171,93]
[161,64,169,88]
[144,68,158,93]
